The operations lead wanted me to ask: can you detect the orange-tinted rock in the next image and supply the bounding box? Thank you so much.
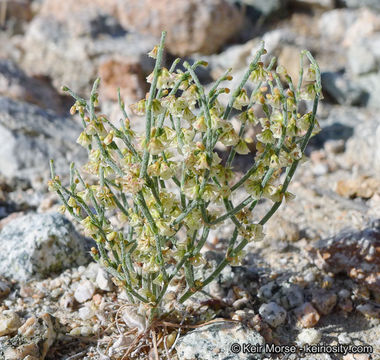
[294,302,320,328]
[98,57,147,102]
[336,176,380,199]
[117,0,243,56]
[308,223,380,295]
[311,289,337,315]
[0,59,66,114]
[39,0,120,37]
[40,0,118,20]
[2,0,33,24]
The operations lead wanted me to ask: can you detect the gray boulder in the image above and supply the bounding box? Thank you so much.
[343,107,380,174]
[176,321,265,360]
[258,302,287,327]
[348,42,378,76]
[0,213,92,282]
[316,106,380,175]
[0,59,65,114]
[20,16,156,95]
[321,71,366,106]
[341,0,380,11]
[356,71,380,109]
[0,96,85,182]
[308,222,380,294]
[289,0,335,10]
[232,0,286,17]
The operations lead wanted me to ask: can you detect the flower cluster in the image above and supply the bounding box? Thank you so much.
[49,32,322,319]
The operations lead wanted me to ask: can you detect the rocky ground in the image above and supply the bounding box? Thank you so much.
[0,0,379,359]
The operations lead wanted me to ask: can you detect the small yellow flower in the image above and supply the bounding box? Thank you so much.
[250,64,267,82]
[67,197,77,207]
[148,138,165,155]
[148,45,158,59]
[235,139,250,155]
[58,205,66,214]
[130,99,146,116]
[156,220,175,237]
[194,116,207,132]
[103,132,114,146]
[76,132,92,147]
[269,154,280,169]
[152,99,165,115]
[297,113,310,130]
[233,89,249,110]
[244,180,261,199]
[157,67,173,89]
[195,152,210,171]
[184,209,202,230]
[257,129,274,144]
[106,231,117,242]
[228,250,246,266]
[219,128,239,147]
[183,179,199,200]
[189,254,206,267]
[182,107,196,123]
[81,216,98,237]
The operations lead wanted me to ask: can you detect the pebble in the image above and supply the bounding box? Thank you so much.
[322,275,334,287]
[59,293,75,309]
[324,139,345,154]
[122,307,147,333]
[294,302,320,328]
[175,321,265,360]
[69,325,94,337]
[356,304,380,318]
[232,296,249,309]
[83,262,101,282]
[108,335,134,357]
[338,298,353,313]
[343,354,370,360]
[259,302,287,328]
[23,355,40,360]
[338,333,352,345]
[0,280,10,298]
[3,343,41,359]
[77,265,86,275]
[338,289,351,299]
[96,268,114,292]
[78,306,95,321]
[74,280,96,303]
[231,309,255,323]
[49,278,62,289]
[1,313,56,359]
[50,288,63,299]
[92,293,103,306]
[312,163,329,176]
[297,328,322,345]
[258,281,277,300]
[312,289,337,315]
[0,311,22,336]
[232,310,248,321]
[80,326,93,336]
[303,271,316,283]
[280,284,304,309]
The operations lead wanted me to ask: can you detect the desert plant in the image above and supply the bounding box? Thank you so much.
[49,31,321,322]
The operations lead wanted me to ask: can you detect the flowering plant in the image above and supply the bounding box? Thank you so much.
[49,31,321,321]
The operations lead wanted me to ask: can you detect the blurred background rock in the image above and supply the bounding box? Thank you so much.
[0,0,379,229]
[0,3,380,358]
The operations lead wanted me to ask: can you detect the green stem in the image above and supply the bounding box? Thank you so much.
[141,31,167,179]
[172,200,198,226]
[222,41,265,121]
